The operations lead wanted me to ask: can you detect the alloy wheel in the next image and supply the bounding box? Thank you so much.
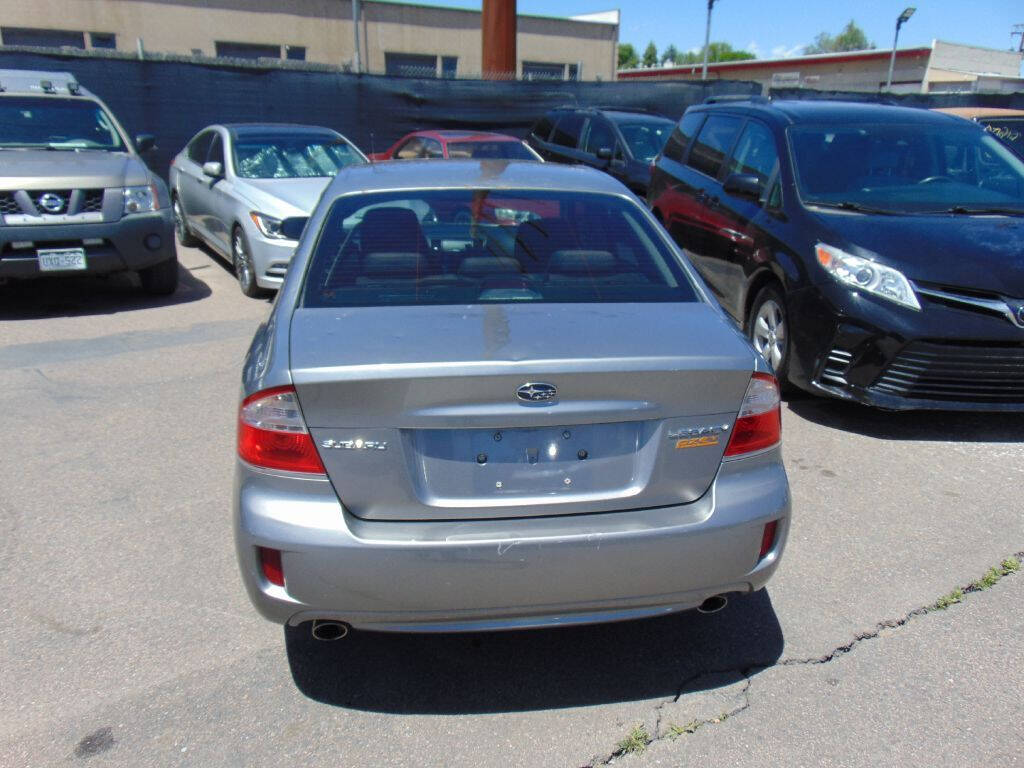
[233,230,254,294]
[752,299,786,370]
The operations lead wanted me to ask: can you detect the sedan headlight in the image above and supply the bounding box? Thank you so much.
[249,211,291,240]
[122,185,159,215]
[815,244,920,311]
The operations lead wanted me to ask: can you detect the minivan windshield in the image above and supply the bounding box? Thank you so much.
[302,189,698,307]
[0,96,124,150]
[789,123,1024,214]
[233,133,367,178]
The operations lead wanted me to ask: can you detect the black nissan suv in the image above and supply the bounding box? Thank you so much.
[527,107,674,196]
[647,98,1024,411]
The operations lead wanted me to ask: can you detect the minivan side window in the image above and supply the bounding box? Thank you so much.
[551,113,585,149]
[662,112,704,163]
[688,115,743,179]
[532,115,555,141]
[726,121,779,185]
[187,131,213,164]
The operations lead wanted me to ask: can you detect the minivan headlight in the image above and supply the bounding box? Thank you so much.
[249,211,290,240]
[122,185,159,214]
[815,244,920,311]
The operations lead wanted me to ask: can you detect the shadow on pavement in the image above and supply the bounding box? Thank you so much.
[786,396,1024,442]
[0,261,211,320]
[285,589,783,714]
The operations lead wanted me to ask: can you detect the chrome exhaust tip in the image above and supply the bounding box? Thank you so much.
[697,594,729,614]
[311,619,351,641]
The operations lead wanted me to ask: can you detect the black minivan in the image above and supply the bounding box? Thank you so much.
[528,107,675,196]
[647,98,1024,411]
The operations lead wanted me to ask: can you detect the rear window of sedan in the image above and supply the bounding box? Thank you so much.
[301,189,699,307]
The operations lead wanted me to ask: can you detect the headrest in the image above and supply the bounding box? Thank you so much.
[458,256,522,277]
[362,252,425,278]
[549,250,616,275]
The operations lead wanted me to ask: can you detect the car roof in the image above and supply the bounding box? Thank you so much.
[222,123,341,137]
[406,130,522,143]
[599,110,673,123]
[932,107,1024,119]
[324,159,628,196]
[691,99,967,128]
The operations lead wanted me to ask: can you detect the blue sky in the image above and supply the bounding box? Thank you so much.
[422,1,1022,61]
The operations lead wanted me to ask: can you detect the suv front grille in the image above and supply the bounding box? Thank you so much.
[80,189,105,213]
[0,192,21,215]
[871,341,1024,403]
[29,190,72,215]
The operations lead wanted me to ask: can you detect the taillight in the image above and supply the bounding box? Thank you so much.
[724,372,781,457]
[237,385,325,474]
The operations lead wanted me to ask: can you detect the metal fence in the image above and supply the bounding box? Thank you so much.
[0,46,761,179]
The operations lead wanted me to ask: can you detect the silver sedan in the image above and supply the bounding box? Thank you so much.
[234,160,790,641]
[169,123,367,296]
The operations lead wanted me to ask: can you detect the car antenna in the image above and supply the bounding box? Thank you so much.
[370,132,376,160]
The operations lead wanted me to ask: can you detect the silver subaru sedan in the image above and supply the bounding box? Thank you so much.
[169,123,366,296]
[234,160,790,641]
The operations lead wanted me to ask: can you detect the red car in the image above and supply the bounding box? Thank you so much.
[369,130,543,162]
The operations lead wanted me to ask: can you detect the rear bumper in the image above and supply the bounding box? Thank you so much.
[0,211,175,279]
[233,448,790,632]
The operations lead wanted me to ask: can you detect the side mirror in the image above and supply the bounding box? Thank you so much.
[280,216,308,240]
[202,161,223,178]
[596,147,613,160]
[723,173,763,199]
[135,134,156,154]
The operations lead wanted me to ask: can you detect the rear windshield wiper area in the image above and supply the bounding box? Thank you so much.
[945,206,1024,216]
[805,200,901,215]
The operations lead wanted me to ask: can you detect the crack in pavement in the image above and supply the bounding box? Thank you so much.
[586,549,1023,766]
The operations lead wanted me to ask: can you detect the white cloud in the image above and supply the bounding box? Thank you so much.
[746,40,761,58]
[770,44,806,59]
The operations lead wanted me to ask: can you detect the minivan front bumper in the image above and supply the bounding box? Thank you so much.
[234,448,790,632]
[787,282,1024,411]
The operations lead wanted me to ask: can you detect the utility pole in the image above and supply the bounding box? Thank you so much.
[701,0,716,81]
[482,0,517,79]
[352,0,362,73]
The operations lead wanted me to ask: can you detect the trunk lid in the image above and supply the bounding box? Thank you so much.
[290,302,755,520]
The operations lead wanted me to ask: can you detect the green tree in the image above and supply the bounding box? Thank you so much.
[673,43,756,65]
[661,44,680,65]
[617,43,639,69]
[642,41,658,68]
[804,20,875,54]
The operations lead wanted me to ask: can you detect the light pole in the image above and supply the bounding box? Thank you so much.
[701,0,716,81]
[885,7,915,91]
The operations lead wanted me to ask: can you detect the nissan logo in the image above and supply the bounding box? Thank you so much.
[516,382,557,404]
[37,193,65,214]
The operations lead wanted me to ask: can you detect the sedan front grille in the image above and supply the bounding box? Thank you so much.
[871,341,1024,403]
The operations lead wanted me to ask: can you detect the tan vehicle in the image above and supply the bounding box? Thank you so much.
[934,107,1024,157]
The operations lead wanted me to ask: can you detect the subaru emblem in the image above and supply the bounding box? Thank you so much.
[516,382,557,405]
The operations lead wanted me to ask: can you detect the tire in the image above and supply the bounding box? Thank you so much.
[138,254,179,296]
[232,226,266,299]
[172,196,199,247]
[747,284,791,385]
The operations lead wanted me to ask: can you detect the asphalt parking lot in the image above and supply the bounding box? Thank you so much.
[2,243,1023,767]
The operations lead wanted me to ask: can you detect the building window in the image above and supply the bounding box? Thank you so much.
[567,63,580,81]
[285,46,306,61]
[89,32,116,49]
[1,27,85,48]
[522,61,567,81]
[215,41,281,60]
[385,52,439,78]
[441,56,458,78]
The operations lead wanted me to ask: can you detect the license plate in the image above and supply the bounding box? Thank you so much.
[38,247,87,272]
